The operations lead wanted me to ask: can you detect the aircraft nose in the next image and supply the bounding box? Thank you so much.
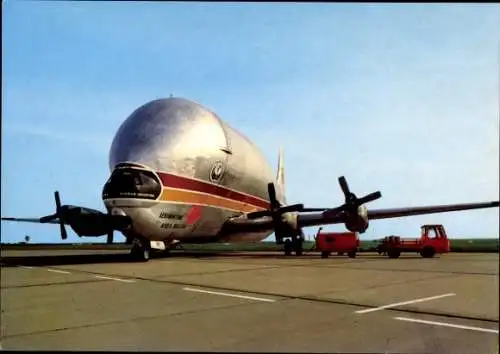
[102,165,162,201]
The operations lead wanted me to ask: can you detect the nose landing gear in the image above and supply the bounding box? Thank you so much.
[129,238,151,262]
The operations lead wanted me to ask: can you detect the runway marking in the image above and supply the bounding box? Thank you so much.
[355,293,456,314]
[394,317,499,334]
[183,287,276,303]
[94,275,136,283]
[47,269,71,274]
[18,266,34,269]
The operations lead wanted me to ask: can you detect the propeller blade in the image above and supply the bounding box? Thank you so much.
[301,207,329,212]
[322,205,346,218]
[53,191,68,240]
[338,176,351,197]
[247,210,272,219]
[357,191,382,205]
[107,230,113,244]
[40,213,58,223]
[268,183,278,208]
[279,203,304,213]
[59,216,68,240]
[55,191,62,213]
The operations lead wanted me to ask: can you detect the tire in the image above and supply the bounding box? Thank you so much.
[420,247,436,258]
[387,249,401,259]
[293,237,303,256]
[284,240,292,256]
[347,251,356,259]
[321,251,329,259]
[130,239,150,262]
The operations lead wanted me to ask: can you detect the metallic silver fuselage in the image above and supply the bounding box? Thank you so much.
[103,98,281,243]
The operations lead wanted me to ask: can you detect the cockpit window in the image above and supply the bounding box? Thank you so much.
[102,168,162,200]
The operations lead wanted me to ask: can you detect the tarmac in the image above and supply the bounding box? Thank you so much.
[1,249,498,353]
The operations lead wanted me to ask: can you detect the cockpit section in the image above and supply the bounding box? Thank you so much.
[102,164,162,200]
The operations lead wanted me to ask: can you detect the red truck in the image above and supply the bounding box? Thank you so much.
[315,227,360,259]
[376,224,451,259]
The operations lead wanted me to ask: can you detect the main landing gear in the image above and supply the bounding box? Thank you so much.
[283,236,303,256]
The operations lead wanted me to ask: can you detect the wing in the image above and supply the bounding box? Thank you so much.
[298,200,500,228]
[223,200,499,235]
[1,217,60,225]
[222,175,499,235]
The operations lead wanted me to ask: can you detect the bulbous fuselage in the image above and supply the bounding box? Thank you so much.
[102,97,280,243]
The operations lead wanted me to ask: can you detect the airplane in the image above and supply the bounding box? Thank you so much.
[1,97,499,261]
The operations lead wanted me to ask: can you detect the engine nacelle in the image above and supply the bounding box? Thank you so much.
[274,212,301,244]
[68,208,132,237]
[344,205,369,233]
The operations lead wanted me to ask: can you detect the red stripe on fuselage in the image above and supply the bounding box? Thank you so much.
[157,172,270,209]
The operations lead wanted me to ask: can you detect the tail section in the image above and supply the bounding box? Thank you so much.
[276,147,286,204]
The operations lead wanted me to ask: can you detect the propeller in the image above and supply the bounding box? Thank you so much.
[247,182,304,220]
[246,182,305,244]
[107,230,114,244]
[39,191,130,243]
[324,176,382,218]
[40,191,68,240]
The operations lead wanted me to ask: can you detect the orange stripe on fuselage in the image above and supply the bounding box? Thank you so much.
[160,188,265,213]
[157,172,271,210]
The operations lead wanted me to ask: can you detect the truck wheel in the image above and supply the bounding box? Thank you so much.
[338,252,344,256]
[387,249,400,259]
[420,247,435,258]
[321,251,329,259]
[347,251,356,259]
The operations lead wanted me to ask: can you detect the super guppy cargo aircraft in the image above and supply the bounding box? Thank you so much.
[2,97,499,261]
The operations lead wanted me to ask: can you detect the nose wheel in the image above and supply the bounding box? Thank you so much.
[130,238,151,262]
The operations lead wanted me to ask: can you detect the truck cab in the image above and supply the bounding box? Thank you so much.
[419,224,451,257]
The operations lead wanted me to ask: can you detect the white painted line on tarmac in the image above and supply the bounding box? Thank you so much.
[183,287,276,303]
[394,317,499,334]
[19,266,34,269]
[355,293,456,314]
[94,275,136,283]
[47,269,71,274]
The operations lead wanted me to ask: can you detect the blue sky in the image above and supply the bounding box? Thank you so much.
[2,2,499,244]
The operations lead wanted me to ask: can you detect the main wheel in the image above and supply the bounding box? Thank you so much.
[293,236,303,256]
[321,251,329,258]
[284,239,293,256]
[347,251,356,259]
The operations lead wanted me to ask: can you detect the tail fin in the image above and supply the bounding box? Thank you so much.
[276,147,286,204]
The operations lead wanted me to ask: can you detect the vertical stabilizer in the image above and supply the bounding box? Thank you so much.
[276,147,286,204]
